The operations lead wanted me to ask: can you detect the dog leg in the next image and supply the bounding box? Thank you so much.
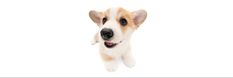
[100,53,119,72]
[104,60,119,72]
[91,32,99,45]
[122,47,136,68]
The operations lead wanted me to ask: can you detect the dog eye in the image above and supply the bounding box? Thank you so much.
[119,17,127,26]
[102,17,107,24]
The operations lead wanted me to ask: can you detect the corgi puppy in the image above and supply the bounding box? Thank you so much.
[89,7,147,72]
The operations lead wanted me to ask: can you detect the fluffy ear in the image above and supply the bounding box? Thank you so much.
[132,10,147,27]
[89,10,102,26]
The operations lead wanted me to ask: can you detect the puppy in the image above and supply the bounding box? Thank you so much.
[89,7,147,72]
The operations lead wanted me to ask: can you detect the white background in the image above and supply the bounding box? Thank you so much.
[0,0,233,77]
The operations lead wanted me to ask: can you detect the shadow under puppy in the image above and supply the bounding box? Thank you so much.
[89,7,147,72]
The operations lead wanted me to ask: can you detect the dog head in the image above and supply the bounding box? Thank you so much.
[89,7,147,48]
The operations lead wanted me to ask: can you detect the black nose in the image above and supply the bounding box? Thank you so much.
[100,28,114,40]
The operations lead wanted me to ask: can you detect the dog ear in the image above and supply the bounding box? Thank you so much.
[132,10,147,27]
[89,10,103,26]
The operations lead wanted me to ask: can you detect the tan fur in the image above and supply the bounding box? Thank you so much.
[117,8,135,33]
[101,8,135,33]
[100,9,111,25]
[100,53,113,61]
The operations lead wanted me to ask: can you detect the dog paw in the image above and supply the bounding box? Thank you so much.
[105,62,118,72]
[106,67,117,72]
[91,40,98,45]
[123,58,136,68]
[106,64,118,72]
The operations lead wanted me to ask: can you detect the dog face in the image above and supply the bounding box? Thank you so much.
[89,7,147,49]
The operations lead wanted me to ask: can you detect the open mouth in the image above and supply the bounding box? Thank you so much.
[104,41,121,48]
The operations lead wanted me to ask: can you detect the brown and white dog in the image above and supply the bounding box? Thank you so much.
[89,7,147,72]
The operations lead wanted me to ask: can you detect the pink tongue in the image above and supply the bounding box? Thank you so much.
[106,42,113,46]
